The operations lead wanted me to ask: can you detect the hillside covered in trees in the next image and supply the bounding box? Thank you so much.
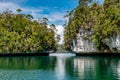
[64,0,120,52]
[0,9,60,53]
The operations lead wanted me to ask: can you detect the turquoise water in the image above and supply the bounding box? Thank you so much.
[0,56,120,80]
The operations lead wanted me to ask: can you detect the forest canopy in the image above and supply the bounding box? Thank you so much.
[0,9,60,53]
[64,0,120,52]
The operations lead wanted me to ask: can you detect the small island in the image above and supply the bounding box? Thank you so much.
[0,9,60,54]
[64,0,120,54]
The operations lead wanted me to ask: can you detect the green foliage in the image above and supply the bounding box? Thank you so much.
[0,9,59,53]
[64,0,120,51]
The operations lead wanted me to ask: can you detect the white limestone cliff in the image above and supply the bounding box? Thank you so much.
[72,29,120,52]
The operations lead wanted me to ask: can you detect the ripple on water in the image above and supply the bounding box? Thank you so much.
[0,70,57,80]
[0,69,77,80]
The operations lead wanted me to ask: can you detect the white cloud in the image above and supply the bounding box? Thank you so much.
[0,2,19,12]
[49,12,65,22]
[0,2,43,15]
[56,25,65,44]
[32,11,66,25]
[48,25,64,44]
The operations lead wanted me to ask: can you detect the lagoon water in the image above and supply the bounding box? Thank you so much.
[0,55,120,80]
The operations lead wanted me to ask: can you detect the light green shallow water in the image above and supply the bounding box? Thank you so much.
[0,56,120,80]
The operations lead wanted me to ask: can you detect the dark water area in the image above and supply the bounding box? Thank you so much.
[0,56,120,80]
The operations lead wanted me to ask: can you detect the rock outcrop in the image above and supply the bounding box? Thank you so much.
[72,29,120,53]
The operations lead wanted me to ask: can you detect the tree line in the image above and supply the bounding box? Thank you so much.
[64,0,120,52]
[0,9,60,53]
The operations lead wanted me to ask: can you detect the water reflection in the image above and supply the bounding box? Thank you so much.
[0,56,120,80]
[55,57,66,80]
[72,57,120,80]
[0,56,56,70]
[73,57,96,79]
[117,63,120,80]
[54,56,76,80]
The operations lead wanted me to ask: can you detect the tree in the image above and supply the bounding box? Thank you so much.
[16,9,22,13]
[79,0,92,6]
[64,0,120,52]
[26,14,34,20]
[0,9,58,53]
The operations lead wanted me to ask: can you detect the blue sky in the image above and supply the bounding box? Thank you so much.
[0,0,104,44]
[0,0,78,25]
[0,0,104,25]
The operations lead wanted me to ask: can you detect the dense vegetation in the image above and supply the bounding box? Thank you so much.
[0,9,60,53]
[64,0,120,52]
